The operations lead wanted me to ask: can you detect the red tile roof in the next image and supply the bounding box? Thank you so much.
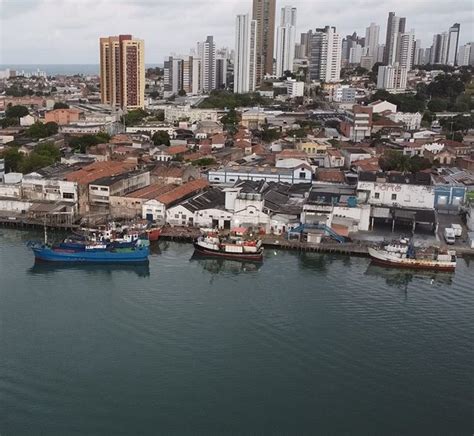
[64,161,136,185]
[125,183,177,200]
[157,179,209,206]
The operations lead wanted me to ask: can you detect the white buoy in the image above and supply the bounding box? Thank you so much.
[431,279,435,285]
[274,251,277,255]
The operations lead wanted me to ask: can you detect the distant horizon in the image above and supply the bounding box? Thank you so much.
[1,0,472,64]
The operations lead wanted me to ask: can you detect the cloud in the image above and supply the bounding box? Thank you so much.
[0,0,472,64]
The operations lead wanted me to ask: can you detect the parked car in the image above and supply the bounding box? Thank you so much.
[451,224,462,237]
[444,227,456,245]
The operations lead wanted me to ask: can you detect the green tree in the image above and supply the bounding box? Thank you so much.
[26,121,58,139]
[122,108,149,126]
[221,108,240,134]
[5,105,29,119]
[260,126,281,143]
[427,99,448,112]
[178,89,186,96]
[0,117,19,128]
[1,147,24,172]
[192,157,216,167]
[53,102,69,109]
[68,133,108,153]
[152,131,170,146]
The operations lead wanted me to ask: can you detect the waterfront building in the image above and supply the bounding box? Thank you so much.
[275,5,297,77]
[252,0,276,85]
[99,34,145,109]
[234,14,258,94]
[309,26,342,82]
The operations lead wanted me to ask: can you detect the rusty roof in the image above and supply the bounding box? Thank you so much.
[64,161,135,185]
[125,183,177,200]
[157,179,209,206]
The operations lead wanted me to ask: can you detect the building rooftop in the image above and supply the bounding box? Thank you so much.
[91,170,147,187]
[178,187,225,213]
[64,161,135,185]
[125,183,177,200]
[157,179,209,206]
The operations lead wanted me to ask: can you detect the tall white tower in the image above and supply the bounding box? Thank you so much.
[234,14,258,93]
[275,5,297,77]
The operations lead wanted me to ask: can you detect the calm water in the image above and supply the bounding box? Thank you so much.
[0,229,473,435]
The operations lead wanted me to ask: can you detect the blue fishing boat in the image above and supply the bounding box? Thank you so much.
[27,241,149,264]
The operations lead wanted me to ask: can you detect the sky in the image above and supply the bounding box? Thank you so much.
[0,0,473,64]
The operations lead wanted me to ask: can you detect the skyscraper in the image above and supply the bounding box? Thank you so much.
[446,23,460,65]
[252,0,276,84]
[383,12,406,65]
[163,56,183,97]
[198,36,217,93]
[458,43,473,66]
[309,26,342,82]
[397,30,415,71]
[234,14,258,93]
[365,23,380,57]
[99,35,145,109]
[275,5,297,77]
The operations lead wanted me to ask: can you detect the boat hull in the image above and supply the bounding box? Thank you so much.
[31,245,149,264]
[368,247,456,272]
[147,228,161,242]
[193,242,263,261]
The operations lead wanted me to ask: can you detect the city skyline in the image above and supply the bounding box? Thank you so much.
[1,0,473,64]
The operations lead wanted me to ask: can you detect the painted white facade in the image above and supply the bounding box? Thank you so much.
[357,181,435,209]
[142,199,166,222]
[388,112,422,130]
[208,165,312,185]
[369,100,397,114]
[164,106,218,123]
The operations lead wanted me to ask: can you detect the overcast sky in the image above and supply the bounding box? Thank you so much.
[1,0,473,64]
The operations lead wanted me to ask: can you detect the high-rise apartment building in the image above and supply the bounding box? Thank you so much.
[377,64,407,92]
[275,5,297,77]
[383,12,406,65]
[365,23,380,57]
[198,36,217,93]
[397,30,415,71]
[309,26,342,82]
[458,43,473,66]
[99,34,145,109]
[163,56,183,97]
[446,23,460,65]
[234,14,258,93]
[252,0,276,84]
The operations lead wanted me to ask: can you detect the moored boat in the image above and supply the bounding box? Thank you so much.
[194,231,264,261]
[28,240,149,264]
[368,238,456,271]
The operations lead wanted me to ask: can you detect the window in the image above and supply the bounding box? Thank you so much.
[391,194,397,201]
[175,214,179,218]
[299,172,306,179]
[100,187,108,192]
[374,193,380,199]
[62,192,74,199]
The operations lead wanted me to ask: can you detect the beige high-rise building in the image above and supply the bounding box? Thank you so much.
[99,35,145,110]
[252,0,276,85]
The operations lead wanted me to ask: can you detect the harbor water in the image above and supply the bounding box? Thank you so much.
[0,229,473,435]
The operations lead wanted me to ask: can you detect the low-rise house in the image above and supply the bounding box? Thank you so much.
[324,149,345,168]
[20,114,36,127]
[341,147,373,169]
[194,121,223,138]
[431,167,473,211]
